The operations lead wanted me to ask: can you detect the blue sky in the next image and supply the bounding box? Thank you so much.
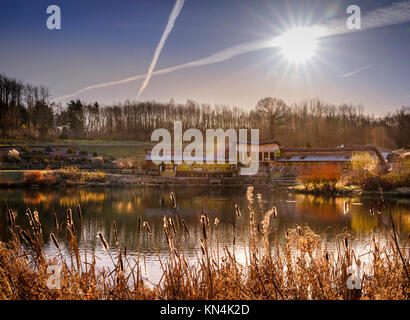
[0,0,409,114]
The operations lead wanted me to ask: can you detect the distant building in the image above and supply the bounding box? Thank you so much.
[276,146,386,173]
[145,141,386,177]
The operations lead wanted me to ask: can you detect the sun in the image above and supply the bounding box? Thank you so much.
[276,26,324,64]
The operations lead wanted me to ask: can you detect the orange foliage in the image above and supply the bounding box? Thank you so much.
[299,164,343,193]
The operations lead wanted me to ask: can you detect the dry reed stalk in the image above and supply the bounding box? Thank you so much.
[143,221,151,236]
[113,221,119,247]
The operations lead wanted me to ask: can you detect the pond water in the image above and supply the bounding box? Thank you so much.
[0,186,409,285]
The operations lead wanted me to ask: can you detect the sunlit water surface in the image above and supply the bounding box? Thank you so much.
[1,187,409,285]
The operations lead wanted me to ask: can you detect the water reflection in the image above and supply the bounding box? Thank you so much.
[0,187,409,283]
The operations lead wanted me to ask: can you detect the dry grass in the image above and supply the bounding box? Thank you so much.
[298,164,344,194]
[58,166,107,183]
[0,188,408,300]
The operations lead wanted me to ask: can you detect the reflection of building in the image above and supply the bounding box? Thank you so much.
[145,142,386,177]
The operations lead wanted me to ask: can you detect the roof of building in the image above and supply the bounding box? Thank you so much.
[237,139,281,146]
[278,146,386,163]
[277,154,353,162]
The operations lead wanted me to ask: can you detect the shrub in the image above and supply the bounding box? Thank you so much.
[348,152,410,190]
[114,157,137,169]
[23,171,43,185]
[92,156,104,167]
[79,150,88,156]
[6,149,21,163]
[66,148,75,154]
[54,153,61,162]
[58,166,107,183]
[299,164,343,193]
[59,166,82,181]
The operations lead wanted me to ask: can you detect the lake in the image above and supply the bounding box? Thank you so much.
[1,186,409,285]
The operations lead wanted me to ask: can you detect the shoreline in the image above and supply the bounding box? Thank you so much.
[287,184,410,198]
[1,172,409,198]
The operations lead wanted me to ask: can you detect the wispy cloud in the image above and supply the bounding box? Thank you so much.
[338,65,372,78]
[53,0,410,101]
[137,0,185,99]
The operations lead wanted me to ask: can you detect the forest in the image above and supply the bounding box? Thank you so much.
[1,73,409,148]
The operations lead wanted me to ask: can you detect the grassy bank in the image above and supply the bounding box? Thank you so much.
[0,188,408,300]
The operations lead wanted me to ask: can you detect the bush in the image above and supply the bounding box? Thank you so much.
[79,150,88,156]
[54,153,61,162]
[92,156,104,167]
[299,164,343,193]
[23,171,43,185]
[6,149,21,163]
[348,152,410,190]
[58,166,107,183]
[114,157,137,169]
[66,148,75,154]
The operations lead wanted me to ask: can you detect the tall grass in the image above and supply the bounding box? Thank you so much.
[0,188,408,300]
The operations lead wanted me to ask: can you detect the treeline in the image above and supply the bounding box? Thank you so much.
[1,73,409,148]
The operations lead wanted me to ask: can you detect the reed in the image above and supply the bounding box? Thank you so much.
[0,190,408,300]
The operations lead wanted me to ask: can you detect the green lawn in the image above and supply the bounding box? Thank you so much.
[0,140,153,160]
[0,170,25,182]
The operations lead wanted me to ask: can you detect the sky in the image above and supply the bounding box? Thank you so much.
[0,0,409,114]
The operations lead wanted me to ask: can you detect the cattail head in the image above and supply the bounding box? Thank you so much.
[377,201,382,214]
[50,233,60,250]
[325,251,329,261]
[369,202,375,216]
[235,204,241,218]
[343,201,349,215]
[118,249,124,273]
[285,227,289,239]
[170,192,176,209]
[76,203,83,221]
[169,217,176,235]
[66,208,73,226]
[297,225,302,236]
[344,236,349,249]
[273,207,277,219]
[97,232,109,251]
[143,221,151,236]
[200,215,207,240]
[138,217,142,231]
[204,210,209,225]
[33,211,42,236]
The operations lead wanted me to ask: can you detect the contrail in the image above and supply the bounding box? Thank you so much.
[54,0,410,102]
[339,65,372,78]
[137,0,185,99]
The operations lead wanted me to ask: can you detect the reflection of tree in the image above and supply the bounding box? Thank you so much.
[350,213,378,234]
[23,192,44,205]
